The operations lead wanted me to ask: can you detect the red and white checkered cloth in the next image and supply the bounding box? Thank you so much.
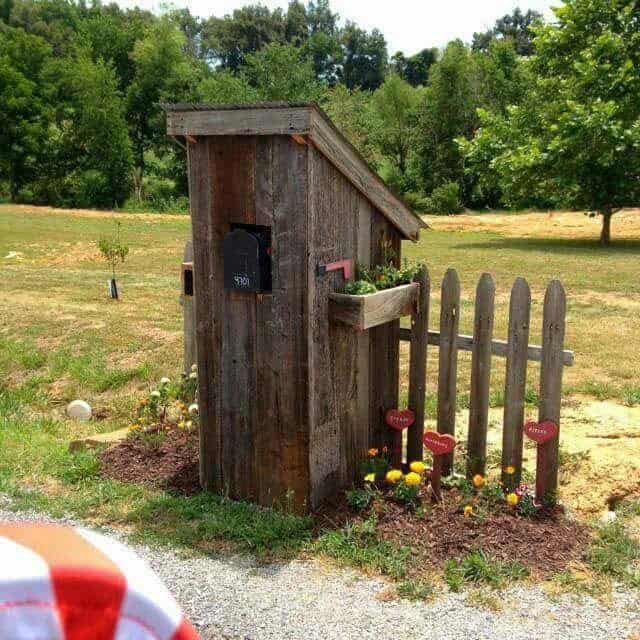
[0,522,199,640]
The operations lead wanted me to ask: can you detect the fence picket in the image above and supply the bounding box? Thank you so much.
[536,280,567,504]
[466,273,495,477]
[407,265,430,463]
[437,268,460,475]
[501,278,531,490]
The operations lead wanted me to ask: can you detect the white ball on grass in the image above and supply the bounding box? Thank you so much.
[66,400,92,422]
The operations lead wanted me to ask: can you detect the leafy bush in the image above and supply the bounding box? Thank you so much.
[445,551,529,591]
[426,182,464,215]
[402,191,432,213]
[346,487,373,511]
[342,280,378,295]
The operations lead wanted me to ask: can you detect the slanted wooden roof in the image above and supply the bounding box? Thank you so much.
[165,102,426,241]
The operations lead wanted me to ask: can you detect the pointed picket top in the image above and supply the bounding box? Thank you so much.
[501,276,532,489]
[467,272,496,477]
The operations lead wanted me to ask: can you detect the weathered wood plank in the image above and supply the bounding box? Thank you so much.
[369,218,401,452]
[501,277,531,490]
[407,266,430,463]
[310,110,424,241]
[466,273,496,477]
[187,138,220,492]
[536,280,567,504]
[255,136,310,508]
[437,268,460,475]
[181,242,197,374]
[214,136,258,500]
[328,283,419,331]
[397,328,574,366]
[167,106,313,137]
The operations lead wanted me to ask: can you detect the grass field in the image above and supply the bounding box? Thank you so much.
[1,203,639,564]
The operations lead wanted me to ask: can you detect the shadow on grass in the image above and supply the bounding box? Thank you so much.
[455,236,640,255]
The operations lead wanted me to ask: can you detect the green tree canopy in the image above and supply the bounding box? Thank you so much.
[463,0,640,243]
[472,7,542,56]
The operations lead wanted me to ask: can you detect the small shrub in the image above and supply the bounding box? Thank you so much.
[392,480,421,509]
[425,182,463,215]
[316,517,411,579]
[346,487,373,511]
[342,280,378,295]
[586,521,640,583]
[397,577,435,601]
[622,385,640,407]
[58,451,101,484]
[445,550,529,591]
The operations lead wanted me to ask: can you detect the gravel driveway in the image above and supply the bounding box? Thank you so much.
[1,507,639,640]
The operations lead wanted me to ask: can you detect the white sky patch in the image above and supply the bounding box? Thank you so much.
[116,0,557,55]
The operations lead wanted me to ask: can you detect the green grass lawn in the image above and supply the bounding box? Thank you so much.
[0,204,639,575]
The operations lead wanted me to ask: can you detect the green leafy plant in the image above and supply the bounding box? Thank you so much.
[426,181,464,214]
[342,280,378,295]
[445,550,529,591]
[346,487,373,512]
[97,220,129,299]
[392,479,421,509]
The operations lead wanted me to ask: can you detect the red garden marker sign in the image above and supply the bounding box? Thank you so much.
[423,431,456,501]
[524,420,558,444]
[385,409,415,467]
[385,409,415,432]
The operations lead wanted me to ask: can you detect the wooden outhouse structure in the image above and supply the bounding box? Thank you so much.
[166,102,425,509]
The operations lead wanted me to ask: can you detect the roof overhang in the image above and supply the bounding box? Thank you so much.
[165,102,426,241]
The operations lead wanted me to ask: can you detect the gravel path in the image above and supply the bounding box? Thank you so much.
[1,506,639,640]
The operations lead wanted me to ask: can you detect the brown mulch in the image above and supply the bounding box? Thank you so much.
[99,429,590,577]
[316,491,592,578]
[98,425,201,496]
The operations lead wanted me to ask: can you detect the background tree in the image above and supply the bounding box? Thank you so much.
[126,17,196,175]
[463,0,640,243]
[0,25,52,200]
[392,48,438,86]
[472,7,542,56]
[340,22,388,90]
[243,41,322,101]
[370,75,420,182]
[201,5,285,70]
[414,40,478,198]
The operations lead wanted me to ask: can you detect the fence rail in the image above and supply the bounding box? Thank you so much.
[403,266,571,503]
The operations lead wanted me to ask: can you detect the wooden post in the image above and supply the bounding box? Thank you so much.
[466,273,495,478]
[536,280,567,504]
[437,268,460,475]
[501,278,531,490]
[431,455,443,501]
[182,241,197,375]
[407,265,430,463]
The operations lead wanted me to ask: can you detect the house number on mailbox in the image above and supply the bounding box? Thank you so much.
[223,224,272,292]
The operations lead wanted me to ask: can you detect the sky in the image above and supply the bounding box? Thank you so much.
[115,0,558,55]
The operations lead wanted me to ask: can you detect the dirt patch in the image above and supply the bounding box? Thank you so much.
[99,425,200,496]
[426,208,640,240]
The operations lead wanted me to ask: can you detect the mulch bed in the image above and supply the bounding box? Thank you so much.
[99,427,591,577]
[99,425,200,496]
[316,491,591,578]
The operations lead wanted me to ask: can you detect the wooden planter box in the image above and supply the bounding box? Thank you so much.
[329,282,419,331]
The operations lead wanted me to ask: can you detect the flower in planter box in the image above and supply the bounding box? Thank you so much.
[472,474,485,489]
[385,469,403,484]
[409,461,427,475]
[405,472,422,486]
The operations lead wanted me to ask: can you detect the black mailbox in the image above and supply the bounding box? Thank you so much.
[223,224,272,292]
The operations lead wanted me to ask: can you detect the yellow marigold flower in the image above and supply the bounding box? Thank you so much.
[409,461,427,475]
[364,473,376,483]
[368,448,379,457]
[404,472,422,486]
[385,469,403,484]
[463,505,473,518]
[472,474,485,489]
[504,465,516,475]
[506,492,519,507]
